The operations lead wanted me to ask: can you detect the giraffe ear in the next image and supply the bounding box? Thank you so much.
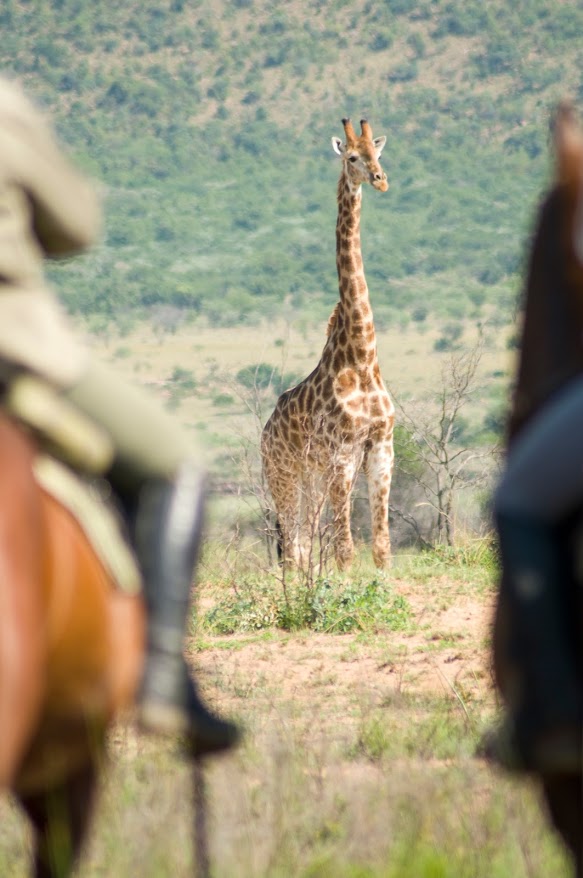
[373,136,386,157]
[331,136,345,156]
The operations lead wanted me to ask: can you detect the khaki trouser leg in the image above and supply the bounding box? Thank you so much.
[63,358,198,490]
[64,359,239,753]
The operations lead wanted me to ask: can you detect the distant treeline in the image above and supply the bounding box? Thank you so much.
[6,0,583,329]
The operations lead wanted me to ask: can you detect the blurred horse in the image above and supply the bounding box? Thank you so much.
[492,102,583,876]
[0,413,145,877]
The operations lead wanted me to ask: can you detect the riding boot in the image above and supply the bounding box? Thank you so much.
[483,512,582,774]
[134,464,240,757]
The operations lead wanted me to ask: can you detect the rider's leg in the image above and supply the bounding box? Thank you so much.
[65,359,239,756]
[487,380,583,772]
[491,511,581,771]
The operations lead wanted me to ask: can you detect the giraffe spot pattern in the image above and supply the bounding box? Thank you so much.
[261,125,393,569]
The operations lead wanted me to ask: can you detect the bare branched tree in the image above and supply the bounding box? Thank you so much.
[389,333,502,546]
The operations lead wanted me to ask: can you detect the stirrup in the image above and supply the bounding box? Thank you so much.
[138,656,240,757]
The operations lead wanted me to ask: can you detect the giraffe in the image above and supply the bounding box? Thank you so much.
[261,118,395,570]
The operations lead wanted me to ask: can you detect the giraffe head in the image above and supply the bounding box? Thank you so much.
[331,118,388,192]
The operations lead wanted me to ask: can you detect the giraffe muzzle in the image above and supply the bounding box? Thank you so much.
[372,174,389,192]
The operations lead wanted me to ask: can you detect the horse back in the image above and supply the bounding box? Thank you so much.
[0,414,145,795]
[39,488,144,719]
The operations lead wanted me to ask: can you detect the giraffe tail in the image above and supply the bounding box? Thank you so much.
[275,517,284,565]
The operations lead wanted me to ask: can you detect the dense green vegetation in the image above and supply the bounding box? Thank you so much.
[6,0,583,330]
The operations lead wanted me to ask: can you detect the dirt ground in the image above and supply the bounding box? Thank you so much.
[2,576,573,878]
[191,580,499,729]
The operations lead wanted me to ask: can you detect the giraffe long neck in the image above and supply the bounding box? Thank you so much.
[327,171,377,370]
[335,173,371,315]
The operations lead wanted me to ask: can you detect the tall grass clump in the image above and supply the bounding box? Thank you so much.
[395,534,499,594]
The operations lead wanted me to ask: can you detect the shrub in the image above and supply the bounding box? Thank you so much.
[474,34,520,77]
[213,393,235,407]
[203,574,411,634]
[433,323,463,352]
[387,61,418,83]
[236,362,277,391]
[236,363,301,394]
[369,30,393,52]
[407,32,426,58]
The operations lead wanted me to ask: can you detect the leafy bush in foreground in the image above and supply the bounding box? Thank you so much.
[203,574,411,635]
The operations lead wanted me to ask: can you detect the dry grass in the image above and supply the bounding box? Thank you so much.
[0,326,563,876]
[81,313,514,482]
[0,546,572,877]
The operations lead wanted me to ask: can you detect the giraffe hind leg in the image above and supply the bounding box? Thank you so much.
[275,517,284,564]
[263,452,300,568]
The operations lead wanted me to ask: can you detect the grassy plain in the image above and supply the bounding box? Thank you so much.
[0,546,573,877]
[2,1,581,871]
[85,310,515,488]
[1,320,551,877]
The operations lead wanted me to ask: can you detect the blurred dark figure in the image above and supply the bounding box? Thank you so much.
[481,101,583,876]
[0,74,239,757]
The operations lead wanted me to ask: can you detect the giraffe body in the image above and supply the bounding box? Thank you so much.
[261,119,394,570]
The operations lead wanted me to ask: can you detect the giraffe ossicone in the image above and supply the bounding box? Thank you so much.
[261,118,395,570]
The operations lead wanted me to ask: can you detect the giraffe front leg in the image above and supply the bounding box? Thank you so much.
[365,440,394,569]
[329,468,355,570]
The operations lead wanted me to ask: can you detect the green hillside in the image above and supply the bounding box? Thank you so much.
[5,0,583,330]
